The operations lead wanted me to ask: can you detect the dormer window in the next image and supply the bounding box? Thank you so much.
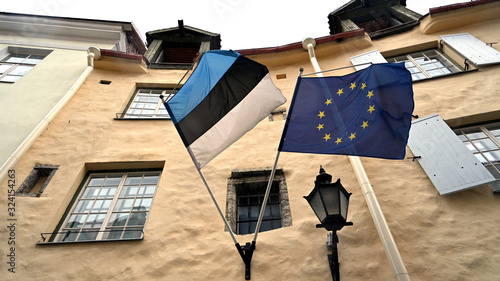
[328,0,422,39]
[144,20,221,69]
[155,42,201,64]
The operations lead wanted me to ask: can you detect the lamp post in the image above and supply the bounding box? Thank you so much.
[304,166,353,281]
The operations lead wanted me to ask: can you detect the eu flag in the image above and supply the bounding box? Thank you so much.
[278,63,414,160]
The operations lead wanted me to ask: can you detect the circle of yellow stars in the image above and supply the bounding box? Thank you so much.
[316,81,375,145]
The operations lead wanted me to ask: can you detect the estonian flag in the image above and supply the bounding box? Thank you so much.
[279,63,414,159]
[165,50,286,169]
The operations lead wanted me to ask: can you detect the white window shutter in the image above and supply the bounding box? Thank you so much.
[440,33,500,66]
[350,50,388,71]
[408,114,495,195]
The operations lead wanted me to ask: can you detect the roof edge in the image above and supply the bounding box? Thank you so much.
[100,49,144,61]
[429,0,499,15]
[236,29,365,56]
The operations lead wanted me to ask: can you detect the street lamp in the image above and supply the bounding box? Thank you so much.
[304,166,353,281]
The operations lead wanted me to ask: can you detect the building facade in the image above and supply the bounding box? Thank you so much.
[0,12,146,177]
[1,1,500,280]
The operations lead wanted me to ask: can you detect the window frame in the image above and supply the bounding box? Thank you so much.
[236,181,282,235]
[350,33,498,82]
[226,167,292,235]
[386,48,462,81]
[0,47,51,83]
[119,88,176,119]
[454,122,500,193]
[16,164,59,197]
[48,169,161,243]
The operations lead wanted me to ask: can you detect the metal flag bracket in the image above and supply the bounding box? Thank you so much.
[236,241,256,280]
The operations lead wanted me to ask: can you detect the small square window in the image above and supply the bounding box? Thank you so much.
[226,168,292,235]
[16,164,59,197]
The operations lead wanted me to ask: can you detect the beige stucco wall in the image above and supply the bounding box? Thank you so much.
[0,46,88,166]
[0,13,139,169]
[1,4,500,281]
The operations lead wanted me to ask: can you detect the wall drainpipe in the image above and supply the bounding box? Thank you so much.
[0,46,101,184]
[302,38,411,281]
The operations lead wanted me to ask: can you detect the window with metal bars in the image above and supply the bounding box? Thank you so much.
[54,171,161,242]
[455,123,500,193]
[0,53,47,83]
[226,168,292,235]
[122,88,176,119]
[236,182,282,235]
[387,49,461,81]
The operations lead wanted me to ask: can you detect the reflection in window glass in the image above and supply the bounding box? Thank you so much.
[387,49,461,81]
[236,182,282,235]
[56,171,160,242]
[0,53,47,83]
[123,88,177,119]
[455,124,500,193]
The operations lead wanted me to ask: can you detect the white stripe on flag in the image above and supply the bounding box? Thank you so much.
[189,73,286,168]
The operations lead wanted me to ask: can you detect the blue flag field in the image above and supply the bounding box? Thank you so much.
[279,63,414,160]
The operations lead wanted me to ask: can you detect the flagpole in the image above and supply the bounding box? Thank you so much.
[302,38,411,281]
[186,147,239,245]
[253,67,304,243]
[252,151,281,243]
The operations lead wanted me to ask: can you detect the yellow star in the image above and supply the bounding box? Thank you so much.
[337,88,343,96]
[318,111,325,118]
[361,121,369,129]
[325,99,332,105]
[367,90,374,99]
[361,82,367,90]
[335,137,342,145]
[323,133,331,141]
[368,105,375,114]
[349,133,356,140]
[317,124,324,131]
[350,82,356,90]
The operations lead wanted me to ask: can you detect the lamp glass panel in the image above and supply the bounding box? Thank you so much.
[340,190,349,219]
[320,185,340,216]
[308,189,327,222]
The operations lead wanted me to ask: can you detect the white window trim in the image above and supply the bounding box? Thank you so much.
[122,88,176,119]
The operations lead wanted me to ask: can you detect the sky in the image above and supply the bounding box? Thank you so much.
[1,0,469,50]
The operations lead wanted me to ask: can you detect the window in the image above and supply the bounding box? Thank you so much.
[455,123,500,193]
[16,164,59,197]
[54,171,160,242]
[350,34,500,81]
[0,47,51,83]
[122,88,176,119]
[407,114,495,195]
[226,168,292,235]
[387,49,461,81]
[236,181,282,235]
[328,3,422,38]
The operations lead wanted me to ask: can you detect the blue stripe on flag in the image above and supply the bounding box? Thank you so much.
[167,50,240,124]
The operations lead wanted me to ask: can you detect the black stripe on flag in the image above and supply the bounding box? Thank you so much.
[176,55,269,147]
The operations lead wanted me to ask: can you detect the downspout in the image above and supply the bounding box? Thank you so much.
[301,38,411,281]
[0,46,101,184]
